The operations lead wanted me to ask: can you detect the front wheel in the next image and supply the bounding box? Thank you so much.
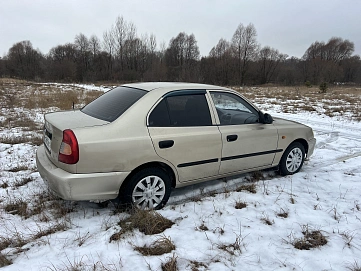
[121,168,171,210]
[279,142,305,176]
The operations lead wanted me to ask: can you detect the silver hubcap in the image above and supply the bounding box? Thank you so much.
[132,176,166,209]
[286,147,303,173]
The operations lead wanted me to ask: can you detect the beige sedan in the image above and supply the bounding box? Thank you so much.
[36,82,316,209]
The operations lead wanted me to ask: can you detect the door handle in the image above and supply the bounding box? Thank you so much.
[159,140,174,149]
[226,135,238,142]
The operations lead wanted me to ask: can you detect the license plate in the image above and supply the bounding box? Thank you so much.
[44,133,51,153]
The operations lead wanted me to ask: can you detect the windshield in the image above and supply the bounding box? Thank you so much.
[81,86,147,122]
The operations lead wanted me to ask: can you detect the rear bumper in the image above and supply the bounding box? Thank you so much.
[36,145,130,200]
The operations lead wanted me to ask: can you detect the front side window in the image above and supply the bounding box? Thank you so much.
[210,92,259,125]
[81,86,147,122]
[149,93,212,127]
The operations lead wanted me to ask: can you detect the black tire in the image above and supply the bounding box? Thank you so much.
[279,142,305,176]
[121,167,171,210]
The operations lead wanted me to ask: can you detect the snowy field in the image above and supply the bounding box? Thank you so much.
[1,81,361,270]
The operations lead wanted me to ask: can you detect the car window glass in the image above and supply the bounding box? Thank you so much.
[210,92,259,125]
[148,99,171,127]
[167,94,212,126]
[81,86,147,122]
[149,94,212,127]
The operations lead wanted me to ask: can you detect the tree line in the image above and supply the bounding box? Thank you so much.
[0,16,360,86]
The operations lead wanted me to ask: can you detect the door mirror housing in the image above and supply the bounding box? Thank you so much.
[259,112,274,124]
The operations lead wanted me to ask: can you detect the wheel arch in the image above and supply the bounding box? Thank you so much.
[119,161,177,195]
[291,138,309,157]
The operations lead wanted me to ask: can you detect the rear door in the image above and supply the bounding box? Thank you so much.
[209,91,279,175]
[147,90,222,183]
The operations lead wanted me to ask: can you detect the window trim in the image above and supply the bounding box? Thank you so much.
[164,89,207,98]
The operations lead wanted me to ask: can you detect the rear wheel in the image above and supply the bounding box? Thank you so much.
[279,142,305,176]
[121,168,171,210]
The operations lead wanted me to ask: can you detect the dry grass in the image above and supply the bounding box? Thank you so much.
[236,85,361,121]
[218,235,244,255]
[23,85,102,110]
[276,208,289,218]
[0,134,42,146]
[135,236,175,256]
[293,226,328,250]
[33,223,68,240]
[197,222,209,231]
[46,200,76,219]
[0,220,68,255]
[7,164,30,172]
[0,253,12,268]
[248,171,265,182]
[261,214,274,225]
[3,190,76,220]
[339,230,356,248]
[161,254,178,271]
[0,231,28,252]
[347,261,361,271]
[189,261,208,271]
[235,200,247,209]
[0,237,12,252]
[14,177,33,187]
[110,209,174,241]
[236,183,257,194]
[4,199,28,217]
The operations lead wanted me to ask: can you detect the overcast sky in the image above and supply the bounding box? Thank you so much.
[1,0,360,58]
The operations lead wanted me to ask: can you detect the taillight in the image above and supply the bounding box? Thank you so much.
[58,129,79,164]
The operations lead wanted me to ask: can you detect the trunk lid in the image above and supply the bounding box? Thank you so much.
[43,110,109,172]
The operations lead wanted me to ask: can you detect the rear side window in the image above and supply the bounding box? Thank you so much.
[148,99,171,126]
[149,93,212,127]
[81,87,147,122]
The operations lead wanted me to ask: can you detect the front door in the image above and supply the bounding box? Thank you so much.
[210,91,279,175]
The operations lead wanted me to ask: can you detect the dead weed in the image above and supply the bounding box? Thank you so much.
[110,209,174,241]
[135,236,175,256]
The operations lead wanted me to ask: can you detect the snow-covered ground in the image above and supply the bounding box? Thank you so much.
[1,83,361,270]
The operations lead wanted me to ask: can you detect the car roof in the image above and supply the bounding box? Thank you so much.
[122,82,227,92]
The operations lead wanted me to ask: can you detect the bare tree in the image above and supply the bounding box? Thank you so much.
[257,46,287,84]
[74,33,89,54]
[89,35,101,57]
[74,33,91,80]
[302,37,355,83]
[231,23,259,85]
[48,43,77,81]
[0,57,5,77]
[165,32,200,81]
[6,40,44,80]
[208,38,233,85]
[114,16,128,70]
[103,28,115,78]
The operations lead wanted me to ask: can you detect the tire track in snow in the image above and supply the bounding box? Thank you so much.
[307,151,361,169]
[272,113,361,142]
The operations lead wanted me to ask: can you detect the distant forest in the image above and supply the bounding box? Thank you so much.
[1,16,360,86]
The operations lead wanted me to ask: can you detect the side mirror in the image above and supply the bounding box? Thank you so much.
[264,113,274,124]
[259,112,273,124]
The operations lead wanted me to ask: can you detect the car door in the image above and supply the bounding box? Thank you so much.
[209,91,279,175]
[147,90,222,183]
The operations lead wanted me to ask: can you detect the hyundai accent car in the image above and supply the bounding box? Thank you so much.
[36,82,316,209]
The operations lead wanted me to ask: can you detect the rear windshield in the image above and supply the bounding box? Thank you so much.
[81,86,147,122]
